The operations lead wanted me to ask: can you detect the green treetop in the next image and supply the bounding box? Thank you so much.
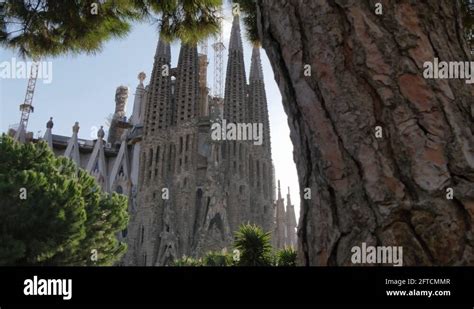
[0,135,128,266]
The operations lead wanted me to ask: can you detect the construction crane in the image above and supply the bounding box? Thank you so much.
[211,6,225,99]
[14,60,39,142]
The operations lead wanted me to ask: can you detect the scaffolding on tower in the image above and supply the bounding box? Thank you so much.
[14,60,39,142]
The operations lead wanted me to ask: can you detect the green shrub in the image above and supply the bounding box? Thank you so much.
[172,256,203,266]
[234,224,273,266]
[203,251,234,266]
[276,247,297,266]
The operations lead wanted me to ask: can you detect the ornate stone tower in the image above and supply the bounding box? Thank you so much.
[123,13,278,266]
[274,180,286,249]
[247,46,274,232]
[124,36,174,266]
[108,86,129,146]
[273,182,298,249]
[222,13,251,231]
[224,14,247,123]
[12,12,289,266]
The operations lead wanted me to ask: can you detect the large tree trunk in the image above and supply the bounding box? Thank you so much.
[257,0,474,265]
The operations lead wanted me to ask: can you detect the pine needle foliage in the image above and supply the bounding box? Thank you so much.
[232,0,259,45]
[0,135,128,266]
[0,0,223,58]
[0,0,142,58]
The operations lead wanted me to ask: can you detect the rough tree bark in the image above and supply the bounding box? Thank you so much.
[256,0,474,265]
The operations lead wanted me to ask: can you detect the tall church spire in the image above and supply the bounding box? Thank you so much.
[175,43,199,124]
[274,179,286,249]
[287,186,292,205]
[248,46,271,152]
[278,180,282,200]
[144,34,172,135]
[224,13,247,123]
[249,47,264,81]
[155,35,171,61]
[229,13,243,51]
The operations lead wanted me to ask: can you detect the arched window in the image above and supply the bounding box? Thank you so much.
[197,188,203,199]
[196,188,203,210]
[116,185,123,194]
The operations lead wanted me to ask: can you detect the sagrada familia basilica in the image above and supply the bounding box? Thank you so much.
[9,14,297,265]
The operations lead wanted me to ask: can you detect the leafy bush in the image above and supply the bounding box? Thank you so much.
[173,224,299,267]
[276,247,297,266]
[203,251,234,266]
[172,256,203,266]
[234,224,273,266]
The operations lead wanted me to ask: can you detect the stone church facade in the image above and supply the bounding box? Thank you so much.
[8,14,297,265]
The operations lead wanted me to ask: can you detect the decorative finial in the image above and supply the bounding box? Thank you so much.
[46,117,54,129]
[138,72,146,84]
[115,86,129,112]
[288,186,290,195]
[97,125,105,139]
[73,122,80,133]
[232,7,240,17]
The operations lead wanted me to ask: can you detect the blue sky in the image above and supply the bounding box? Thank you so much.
[0,12,300,220]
